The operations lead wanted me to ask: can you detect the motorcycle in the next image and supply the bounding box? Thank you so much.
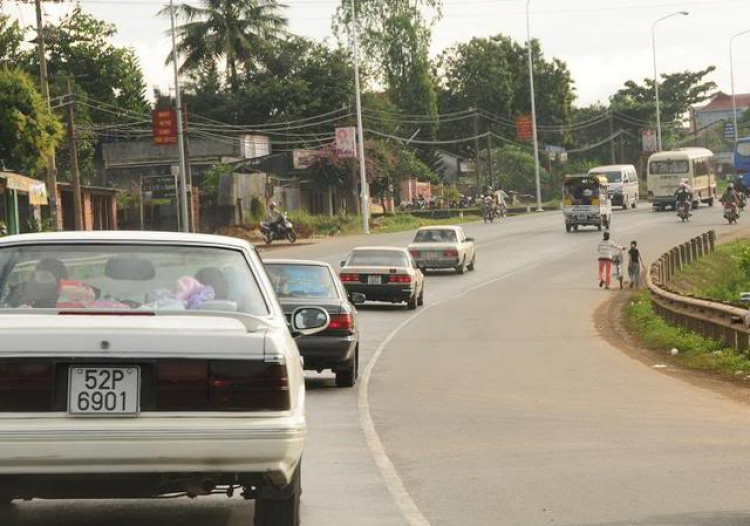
[676,201,691,222]
[483,204,494,224]
[261,213,297,244]
[724,202,740,225]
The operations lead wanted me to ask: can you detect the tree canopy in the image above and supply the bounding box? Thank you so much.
[0,68,63,175]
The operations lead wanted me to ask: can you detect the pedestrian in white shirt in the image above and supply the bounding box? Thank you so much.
[598,232,623,290]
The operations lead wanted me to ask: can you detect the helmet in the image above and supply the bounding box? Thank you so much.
[269,201,277,209]
[729,183,735,190]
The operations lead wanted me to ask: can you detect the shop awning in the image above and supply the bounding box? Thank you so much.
[0,171,48,205]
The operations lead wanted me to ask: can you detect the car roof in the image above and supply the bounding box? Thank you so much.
[416,225,460,232]
[588,165,636,172]
[264,259,334,269]
[351,246,409,253]
[649,148,714,161]
[0,230,251,249]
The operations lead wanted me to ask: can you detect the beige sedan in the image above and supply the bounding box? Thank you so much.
[340,246,425,310]
[408,226,477,274]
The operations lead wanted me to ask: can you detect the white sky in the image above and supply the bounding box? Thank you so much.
[3,0,750,108]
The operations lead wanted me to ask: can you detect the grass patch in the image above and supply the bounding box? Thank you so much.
[624,290,750,375]
[671,240,750,302]
[370,213,476,234]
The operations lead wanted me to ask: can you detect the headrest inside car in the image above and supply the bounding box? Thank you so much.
[105,257,156,281]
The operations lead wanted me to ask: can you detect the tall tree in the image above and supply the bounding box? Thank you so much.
[336,0,440,136]
[0,68,63,175]
[0,14,23,67]
[163,0,287,92]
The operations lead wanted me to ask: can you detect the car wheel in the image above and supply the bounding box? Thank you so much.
[467,255,476,271]
[632,196,638,209]
[708,198,715,207]
[455,258,466,275]
[417,287,425,306]
[254,463,302,526]
[622,197,628,210]
[407,293,418,310]
[565,224,572,233]
[335,346,358,388]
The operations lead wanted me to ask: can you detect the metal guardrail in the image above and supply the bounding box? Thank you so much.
[647,230,750,351]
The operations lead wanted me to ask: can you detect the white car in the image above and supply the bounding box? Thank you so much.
[0,231,329,526]
[340,247,425,309]
[408,226,477,274]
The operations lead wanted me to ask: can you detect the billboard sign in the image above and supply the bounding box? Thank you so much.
[335,127,357,158]
[152,109,178,145]
[142,175,177,206]
[642,129,658,152]
[516,115,533,141]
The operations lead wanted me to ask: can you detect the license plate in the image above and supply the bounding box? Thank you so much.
[367,275,382,285]
[68,366,140,416]
[426,251,441,259]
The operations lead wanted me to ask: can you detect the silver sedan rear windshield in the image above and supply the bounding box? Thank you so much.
[0,244,268,315]
[347,251,408,267]
[414,230,457,243]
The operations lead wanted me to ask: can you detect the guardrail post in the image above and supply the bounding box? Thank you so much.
[708,230,716,253]
[670,248,678,277]
[675,246,683,271]
[680,243,688,266]
[702,233,710,255]
[696,236,705,259]
[690,238,698,262]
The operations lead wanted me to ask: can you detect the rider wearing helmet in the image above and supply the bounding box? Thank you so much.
[266,201,283,225]
[721,183,741,207]
[674,181,693,209]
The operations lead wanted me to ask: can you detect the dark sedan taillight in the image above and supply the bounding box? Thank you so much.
[0,361,54,411]
[388,274,412,283]
[209,361,290,412]
[327,314,354,332]
[340,273,360,282]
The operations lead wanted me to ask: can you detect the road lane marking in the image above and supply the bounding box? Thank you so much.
[357,243,586,526]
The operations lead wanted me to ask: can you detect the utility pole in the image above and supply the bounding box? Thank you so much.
[350,0,369,233]
[609,111,616,164]
[169,0,190,233]
[182,105,194,230]
[34,0,60,230]
[526,0,543,211]
[66,79,83,231]
[487,133,494,189]
[472,108,481,190]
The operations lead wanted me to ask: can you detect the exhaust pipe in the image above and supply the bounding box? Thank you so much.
[186,478,216,497]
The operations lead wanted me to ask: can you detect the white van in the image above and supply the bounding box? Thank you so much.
[587,165,639,210]
[647,148,717,210]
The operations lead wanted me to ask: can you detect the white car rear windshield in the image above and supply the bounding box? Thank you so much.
[347,251,409,267]
[0,244,268,315]
[414,230,457,243]
[266,264,340,300]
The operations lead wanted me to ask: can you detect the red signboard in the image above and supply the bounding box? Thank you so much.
[516,115,533,142]
[152,109,178,145]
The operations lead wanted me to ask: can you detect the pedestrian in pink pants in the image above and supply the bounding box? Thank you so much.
[598,232,623,290]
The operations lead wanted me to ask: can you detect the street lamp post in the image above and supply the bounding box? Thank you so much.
[350,0,370,234]
[652,11,689,151]
[730,29,750,144]
[526,0,543,212]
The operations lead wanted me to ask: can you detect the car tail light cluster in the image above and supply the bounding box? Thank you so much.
[388,274,412,283]
[410,250,421,258]
[444,249,459,258]
[340,273,361,283]
[0,361,54,411]
[156,360,290,412]
[327,314,354,332]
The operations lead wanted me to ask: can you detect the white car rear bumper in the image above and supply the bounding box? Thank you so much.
[0,415,305,481]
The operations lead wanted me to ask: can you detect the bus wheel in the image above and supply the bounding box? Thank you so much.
[708,198,715,207]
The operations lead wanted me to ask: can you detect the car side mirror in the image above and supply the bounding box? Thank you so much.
[340,261,346,268]
[350,293,366,305]
[291,307,330,337]
[465,237,475,242]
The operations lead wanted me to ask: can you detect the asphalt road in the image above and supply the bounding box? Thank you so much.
[6,205,750,526]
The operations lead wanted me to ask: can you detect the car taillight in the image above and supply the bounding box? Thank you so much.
[410,250,420,258]
[388,274,412,283]
[328,314,354,331]
[444,249,459,257]
[0,361,54,411]
[209,361,290,412]
[156,360,290,412]
[340,273,360,282]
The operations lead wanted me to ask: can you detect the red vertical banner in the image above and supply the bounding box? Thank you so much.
[516,115,533,142]
[152,109,178,145]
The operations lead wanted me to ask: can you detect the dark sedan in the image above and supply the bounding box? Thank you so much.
[265,259,363,387]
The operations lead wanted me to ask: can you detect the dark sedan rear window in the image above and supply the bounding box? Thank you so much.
[347,251,409,268]
[266,264,339,300]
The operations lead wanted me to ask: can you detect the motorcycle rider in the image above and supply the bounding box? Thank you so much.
[673,181,693,217]
[721,183,741,207]
[265,201,283,226]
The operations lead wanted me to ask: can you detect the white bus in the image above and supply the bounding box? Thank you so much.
[647,148,717,211]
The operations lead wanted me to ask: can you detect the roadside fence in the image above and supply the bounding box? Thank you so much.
[647,230,750,351]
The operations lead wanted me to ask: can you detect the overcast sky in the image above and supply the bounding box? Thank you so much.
[4,0,750,108]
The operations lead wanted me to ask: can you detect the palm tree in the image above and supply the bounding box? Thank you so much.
[162,0,287,92]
